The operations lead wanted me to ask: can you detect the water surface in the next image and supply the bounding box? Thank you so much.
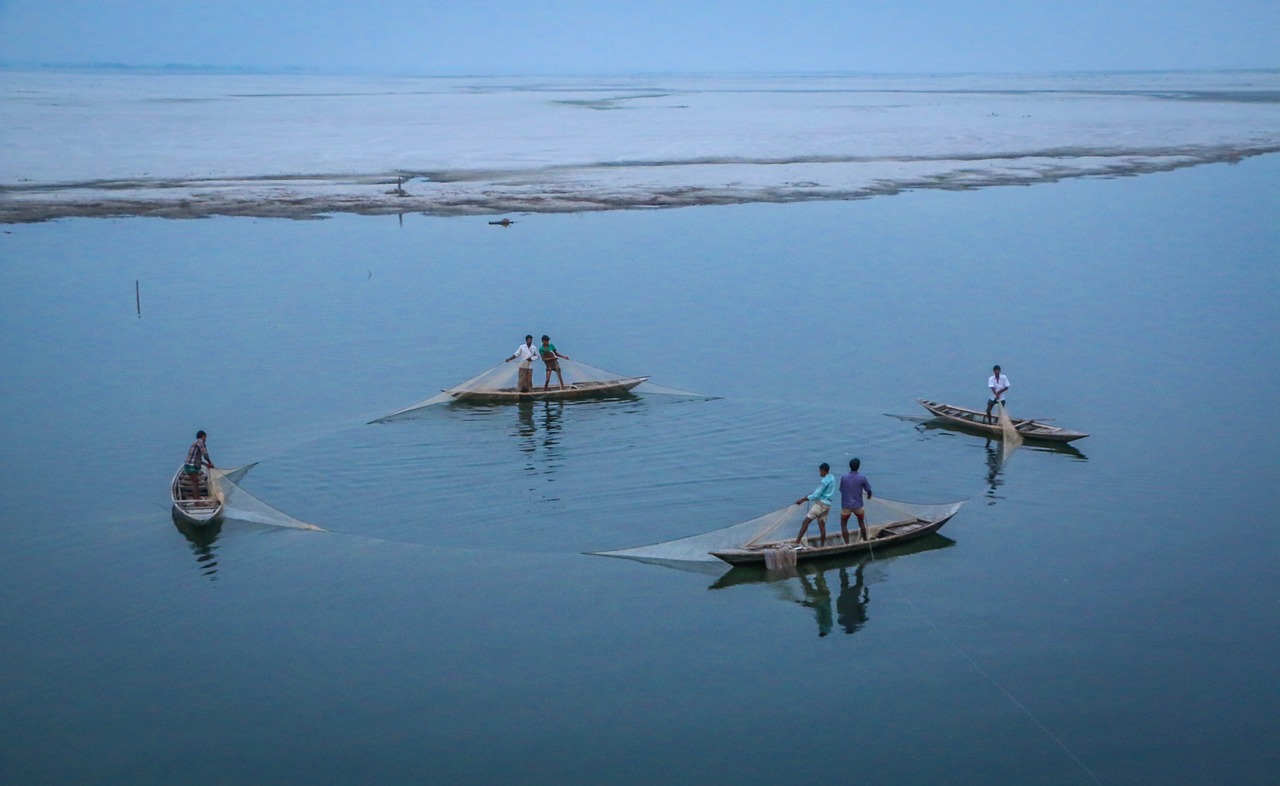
[1,157,1277,785]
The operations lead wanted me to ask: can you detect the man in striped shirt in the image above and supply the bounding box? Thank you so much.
[183,430,215,498]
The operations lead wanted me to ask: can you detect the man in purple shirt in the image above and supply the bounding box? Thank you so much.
[839,458,873,544]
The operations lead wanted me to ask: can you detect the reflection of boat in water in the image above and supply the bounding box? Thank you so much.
[709,510,959,566]
[171,510,223,579]
[916,398,1088,443]
[894,412,1088,460]
[710,533,956,588]
[444,376,649,403]
[710,536,956,637]
[170,466,224,525]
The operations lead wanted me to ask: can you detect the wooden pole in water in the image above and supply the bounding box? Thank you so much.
[135,280,141,318]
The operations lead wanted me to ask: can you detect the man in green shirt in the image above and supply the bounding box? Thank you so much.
[539,335,570,391]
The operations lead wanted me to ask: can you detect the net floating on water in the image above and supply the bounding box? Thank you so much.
[209,467,324,531]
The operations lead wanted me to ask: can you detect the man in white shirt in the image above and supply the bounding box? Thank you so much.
[505,335,538,392]
[985,364,1010,423]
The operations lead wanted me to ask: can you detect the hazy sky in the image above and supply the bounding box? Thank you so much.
[0,0,1276,74]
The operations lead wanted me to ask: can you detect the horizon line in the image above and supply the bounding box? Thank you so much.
[3,61,1279,79]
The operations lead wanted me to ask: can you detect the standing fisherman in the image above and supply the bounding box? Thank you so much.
[505,334,539,393]
[794,463,835,547]
[183,430,215,499]
[839,458,874,544]
[539,335,570,391]
[985,364,1010,424]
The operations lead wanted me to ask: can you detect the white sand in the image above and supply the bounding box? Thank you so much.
[2,70,1277,222]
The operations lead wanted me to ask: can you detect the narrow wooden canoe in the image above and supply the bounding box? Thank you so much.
[446,376,649,403]
[916,398,1088,443]
[709,511,957,566]
[170,466,224,526]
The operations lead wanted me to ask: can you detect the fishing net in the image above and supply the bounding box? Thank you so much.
[763,547,798,571]
[209,467,325,531]
[593,496,964,566]
[372,358,702,421]
[998,402,1024,459]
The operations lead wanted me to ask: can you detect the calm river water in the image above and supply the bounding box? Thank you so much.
[1,157,1277,785]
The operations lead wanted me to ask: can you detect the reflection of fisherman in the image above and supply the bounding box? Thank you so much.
[515,401,537,458]
[837,564,870,635]
[541,401,563,448]
[796,570,833,637]
[505,334,538,393]
[984,441,1003,499]
[794,463,835,546]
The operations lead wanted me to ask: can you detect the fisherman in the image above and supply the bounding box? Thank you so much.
[183,430,215,499]
[504,334,539,393]
[985,364,1010,424]
[539,335,570,391]
[794,463,835,547]
[839,458,874,544]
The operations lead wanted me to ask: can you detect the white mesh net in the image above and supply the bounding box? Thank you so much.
[594,496,964,566]
[209,467,325,531]
[997,402,1024,459]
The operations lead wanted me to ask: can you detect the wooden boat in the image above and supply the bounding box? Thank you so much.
[709,510,958,566]
[916,398,1088,443]
[445,375,649,403]
[170,466,224,526]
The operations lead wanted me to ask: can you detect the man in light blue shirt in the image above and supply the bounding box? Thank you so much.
[794,463,835,547]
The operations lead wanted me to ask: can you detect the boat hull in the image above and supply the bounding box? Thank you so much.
[447,376,649,403]
[916,398,1088,442]
[710,513,956,566]
[170,467,224,526]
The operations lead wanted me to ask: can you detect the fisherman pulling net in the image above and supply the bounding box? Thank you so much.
[593,496,963,567]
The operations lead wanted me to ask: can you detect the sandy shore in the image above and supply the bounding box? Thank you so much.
[3,71,1278,223]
